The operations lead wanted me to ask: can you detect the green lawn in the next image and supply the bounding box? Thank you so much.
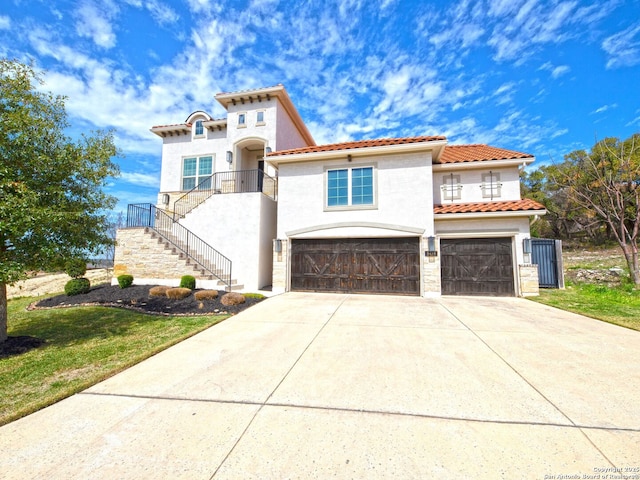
[528,282,640,331]
[1,296,227,426]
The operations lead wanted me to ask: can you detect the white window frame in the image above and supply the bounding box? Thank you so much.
[481,171,502,200]
[193,119,205,138]
[441,174,462,201]
[182,155,215,191]
[256,110,265,126]
[237,112,247,128]
[324,164,377,211]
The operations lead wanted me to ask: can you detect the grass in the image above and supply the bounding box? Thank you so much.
[529,281,640,332]
[1,296,227,426]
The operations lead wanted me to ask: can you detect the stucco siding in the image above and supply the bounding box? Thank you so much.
[433,166,521,204]
[180,193,276,290]
[275,103,311,151]
[277,152,434,239]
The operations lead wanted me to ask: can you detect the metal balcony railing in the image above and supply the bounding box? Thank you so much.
[173,169,277,220]
[126,203,232,288]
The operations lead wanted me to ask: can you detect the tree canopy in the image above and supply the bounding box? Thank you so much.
[523,133,640,284]
[0,59,120,342]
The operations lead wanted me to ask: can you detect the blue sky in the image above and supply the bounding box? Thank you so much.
[1,0,639,213]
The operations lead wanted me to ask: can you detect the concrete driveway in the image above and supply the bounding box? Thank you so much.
[1,293,638,479]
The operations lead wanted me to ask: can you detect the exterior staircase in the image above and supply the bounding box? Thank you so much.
[145,228,243,290]
[127,203,242,291]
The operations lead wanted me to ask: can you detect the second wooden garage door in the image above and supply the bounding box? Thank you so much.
[291,238,420,295]
[440,238,515,296]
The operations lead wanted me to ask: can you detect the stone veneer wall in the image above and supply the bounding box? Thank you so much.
[422,236,441,297]
[113,228,205,283]
[272,238,288,294]
[519,264,540,297]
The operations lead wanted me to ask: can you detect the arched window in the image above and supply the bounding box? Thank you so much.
[194,120,204,136]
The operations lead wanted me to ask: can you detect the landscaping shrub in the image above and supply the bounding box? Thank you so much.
[64,278,91,296]
[166,287,192,300]
[221,292,245,306]
[117,274,134,289]
[180,275,196,290]
[149,285,171,297]
[65,258,87,279]
[194,290,218,301]
[243,293,266,300]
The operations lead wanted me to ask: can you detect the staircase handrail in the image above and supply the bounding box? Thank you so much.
[126,203,232,288]
[173,168,277,220]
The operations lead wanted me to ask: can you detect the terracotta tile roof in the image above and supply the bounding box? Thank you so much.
[270,136,447,156]
[434,199,545,214]
[438,144,533,164]
[151,122,191,129]
[216,84,284,96]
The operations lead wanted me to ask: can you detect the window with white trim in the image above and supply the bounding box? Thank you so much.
[256,110,265,125]
[327,166,374,207]
[481,171,502,199]
[441,174,462,200]
[182,155,214,190]
[194,120,204,137]
[238,112,246,127]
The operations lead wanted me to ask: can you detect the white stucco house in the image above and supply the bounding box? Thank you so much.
[114,84,546,297]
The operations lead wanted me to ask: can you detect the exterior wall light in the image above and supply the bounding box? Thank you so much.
[226,151,233,163]
[523,238,532,254]
[274,239,282,253]
[425,236,438,257]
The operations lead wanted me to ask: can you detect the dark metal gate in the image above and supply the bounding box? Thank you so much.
[531,239,562,288]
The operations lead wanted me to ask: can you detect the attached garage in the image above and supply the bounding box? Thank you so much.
[290,238,420,295]
[440,238,515,296]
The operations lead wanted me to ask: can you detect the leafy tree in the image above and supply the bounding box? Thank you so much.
[553,134,640,284]
[0,59,120,342]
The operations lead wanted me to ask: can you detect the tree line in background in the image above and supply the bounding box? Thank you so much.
[522,133,640,284]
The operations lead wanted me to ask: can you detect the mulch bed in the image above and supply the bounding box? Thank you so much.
[31,284,264,316]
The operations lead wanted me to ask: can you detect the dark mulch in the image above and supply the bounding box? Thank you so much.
[31,284,264,316]
[0,336,47,359]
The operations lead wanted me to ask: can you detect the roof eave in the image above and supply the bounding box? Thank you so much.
[434,209,547,220]
[268,139,448,165]
[149,125,190,138]
[432,156,535,171]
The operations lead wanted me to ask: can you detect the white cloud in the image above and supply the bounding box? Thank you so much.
[551,65,570,78]
[74,1,118,49]
[592,104,617,114]
[119,171,161,187]
[0,15,10,30]
[602,23,640,68]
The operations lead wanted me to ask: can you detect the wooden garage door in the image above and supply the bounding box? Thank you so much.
[291,238,420,295]
[440,238,514,296]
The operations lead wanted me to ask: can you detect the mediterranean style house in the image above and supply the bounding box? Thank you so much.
[114,84,546,297]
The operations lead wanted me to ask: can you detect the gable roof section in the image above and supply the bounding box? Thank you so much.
[270,136,447,156]
[434,199,545,215]
[437,144,533,164]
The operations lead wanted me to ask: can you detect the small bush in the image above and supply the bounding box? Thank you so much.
[166,287,192,300]
[117,275,134,289]
[243,293,266,300]
[64,278,91,296]
[221,292,245,306]
[194,290,219,301]
[180,275,196,290]
[65,259,87,279]
[149,285,171,297]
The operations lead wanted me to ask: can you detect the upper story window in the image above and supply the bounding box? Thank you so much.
[327,166,375,209]
[441,174,462,201]
[481,171,502,200]
[194,120,204,137]
[256,110,265,125]
[238,112,246,127]
[182,155,213,190]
